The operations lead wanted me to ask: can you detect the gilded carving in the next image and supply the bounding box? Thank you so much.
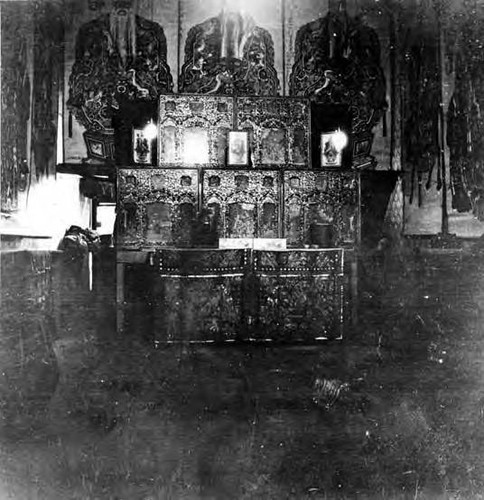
[117,168,199,248]
[153,276,243,342]
[289,10,387,165]
[202,169,281,239]
[283,171,359,247]
[258,275,343,341]
[150,248,345,342]
[236,97,310,168]
[158,95,233,166]
[179,9,279,96]
[68,0,173,161]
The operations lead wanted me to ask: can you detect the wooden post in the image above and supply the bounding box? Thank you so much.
[116,261,125,334]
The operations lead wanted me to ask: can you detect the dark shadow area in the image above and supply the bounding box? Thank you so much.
[2,242,484,499]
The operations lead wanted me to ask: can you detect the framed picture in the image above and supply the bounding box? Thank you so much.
[353,134,373,158]
[228,131,249,166]
[133,128,152,164]
[321,131,343,167]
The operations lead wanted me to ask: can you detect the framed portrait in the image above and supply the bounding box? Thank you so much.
[321,132,343,167]
[133,128,152,165]
[228,131,249,166]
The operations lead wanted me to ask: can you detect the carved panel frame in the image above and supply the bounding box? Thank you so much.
[202,169,281,239]
[235,96,310,169]
[117,168,199,249]
[158,95,234,167]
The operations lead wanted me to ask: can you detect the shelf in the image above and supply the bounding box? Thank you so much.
[56,162,116,179]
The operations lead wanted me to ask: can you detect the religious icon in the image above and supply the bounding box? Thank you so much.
[321,133,342,167]
[321,130,348,167]
[228,131,249,166]
[133,129,152,164]
[261,128,285,164]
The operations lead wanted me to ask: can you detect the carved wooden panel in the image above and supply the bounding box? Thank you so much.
[253,248,343,274]
[202,169,281,239]
[179,10,279,96]
[254,249,344,341]
[235,97,310,168]
[152,249,248,342]
[117,168,199,249]
[158,95,234,167]
[156,249,249,275]
[148,248,345,343]
[283,171,359,248]
[257,275,343,341]
[68,9,173,136]
[153,276,244,342]
[289,12,387,148]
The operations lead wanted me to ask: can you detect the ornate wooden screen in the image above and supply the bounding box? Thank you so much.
[158,95,311,169]
[117,168,199,249]
[148,248,345,343]
[152,249,249,342]
[201,169,281,239]
[235,97,310,169]
[158,95,233,167]
[283,170,359,247]
[254,249,345,341]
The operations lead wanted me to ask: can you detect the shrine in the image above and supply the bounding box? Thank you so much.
[116,95,363,342]
[4,1,484,497]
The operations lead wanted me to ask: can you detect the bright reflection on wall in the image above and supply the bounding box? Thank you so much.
[97,204,116,235]
[222,0,260,14]
[1,174,91,250]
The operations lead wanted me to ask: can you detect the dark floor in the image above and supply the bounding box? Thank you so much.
[1,243,484,499]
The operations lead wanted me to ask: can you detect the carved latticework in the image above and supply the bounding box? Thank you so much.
[68,9,173,160]
[202,169,281,239]
[257,275,344,341]
[152,249,248,342]
[235,97,310,168]
[289,11,387,166]
[158,95,311,169]
[117,168,199,248]
[158,95,233,167]
[179,11,279,96]
[148,248,345,343]
[69,14,173,132]
[156,249,249,275]
[283,170,359,247]
[117,167,360,249]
